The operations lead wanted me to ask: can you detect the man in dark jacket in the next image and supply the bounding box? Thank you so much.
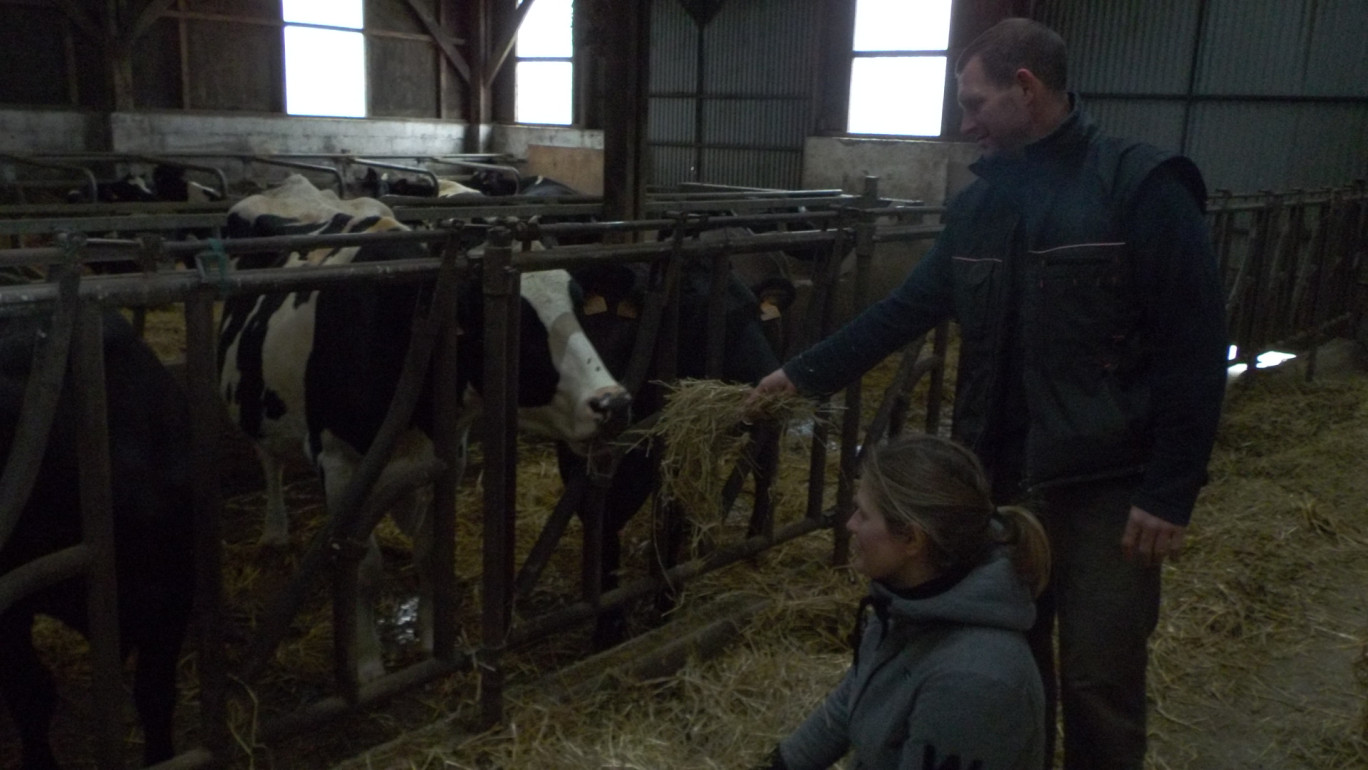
[751,18,1227,770]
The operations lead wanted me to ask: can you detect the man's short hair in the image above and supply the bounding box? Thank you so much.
[956,18,1068,92]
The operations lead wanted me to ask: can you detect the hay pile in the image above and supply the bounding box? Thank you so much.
[1144,372,1368,768]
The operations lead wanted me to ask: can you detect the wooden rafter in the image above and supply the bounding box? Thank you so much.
[677,0,726,27]
[403,0,473,85]
[486,0,538,87]
[126,0,178,42]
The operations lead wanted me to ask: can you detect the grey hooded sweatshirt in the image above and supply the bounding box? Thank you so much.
[778,548,1044,769]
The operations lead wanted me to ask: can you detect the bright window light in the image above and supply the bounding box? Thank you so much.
[285,26,366,117]
[283,0,363,29]
[848,57,946,136]
[1227,345,1297,377]
[514,0,573,125]
[847,0,952,136]
[517,0,573,58]
[516,61,572,125]
[853,0,951,51]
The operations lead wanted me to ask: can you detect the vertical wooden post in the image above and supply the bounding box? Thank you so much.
[464,0,491,153]
[601,0,651,229]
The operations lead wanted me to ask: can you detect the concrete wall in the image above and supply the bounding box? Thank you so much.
[1,108,469,157]
[0,109,105,152]
[801,136,982,205]
[110,113,469,156]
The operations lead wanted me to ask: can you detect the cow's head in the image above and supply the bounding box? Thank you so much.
[457,268,632,442]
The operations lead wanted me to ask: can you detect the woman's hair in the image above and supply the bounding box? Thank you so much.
[859,433,1051,596]
[955,17,1068,93]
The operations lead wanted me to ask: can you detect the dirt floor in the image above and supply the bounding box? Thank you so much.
[3,324,1366,769]
[334,341,1368,770]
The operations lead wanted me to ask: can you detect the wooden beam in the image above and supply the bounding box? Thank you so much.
[403,0,473,85]
[127,0,178,42]
[485,0,538,88]
[600,0,650,225]
[464,0,491,152]
[49,0,102,41]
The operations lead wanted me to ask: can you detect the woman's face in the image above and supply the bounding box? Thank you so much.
[847,485,917,583]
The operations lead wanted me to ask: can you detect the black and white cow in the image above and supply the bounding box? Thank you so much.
[562,258,789,648]
[0,310,194,770]
[355,168,481,199]
[65,165,224,205]
[218,174,631,681]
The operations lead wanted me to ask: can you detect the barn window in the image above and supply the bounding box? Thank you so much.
[515,0,573,125]
[282,0,367,118]
[847,0,951,136]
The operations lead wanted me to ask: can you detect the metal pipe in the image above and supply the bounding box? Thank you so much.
[1,153,98,202]
[248,156,345,193]
[352,157,440,191]
[480,228,519,726]
[72,302,123,770]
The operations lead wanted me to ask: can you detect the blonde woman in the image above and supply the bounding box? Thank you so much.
[762,434,1051,770]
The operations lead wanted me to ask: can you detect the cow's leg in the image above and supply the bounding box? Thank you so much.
[257,445,291,547]
[130,631,185,765]
[354,537,388,683]
[387,431,466,656]
[393,484,435,653]
[315,440,388,683]
[0,613,61,770]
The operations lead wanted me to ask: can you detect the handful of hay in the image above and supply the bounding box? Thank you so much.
[641,379,819,530]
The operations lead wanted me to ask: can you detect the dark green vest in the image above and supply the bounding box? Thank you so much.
[944,118,1206,491]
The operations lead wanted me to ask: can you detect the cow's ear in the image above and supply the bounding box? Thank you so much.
[615,299,640,319]
[583,292,608,316]
[754,277,797,314]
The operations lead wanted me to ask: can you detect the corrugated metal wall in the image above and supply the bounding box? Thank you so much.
[648,0,820,189]
[1040,0,1368,193]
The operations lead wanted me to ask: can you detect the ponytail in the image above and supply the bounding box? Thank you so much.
[992,505,1052,597]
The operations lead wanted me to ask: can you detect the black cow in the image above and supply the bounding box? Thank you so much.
[0,310,194,770]
[562,258,789,648]
[218,174,631,681]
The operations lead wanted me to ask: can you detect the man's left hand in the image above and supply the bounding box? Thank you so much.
[1121,506,1186,567]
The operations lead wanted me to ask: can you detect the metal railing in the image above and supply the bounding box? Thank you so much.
[0,175,1362,767]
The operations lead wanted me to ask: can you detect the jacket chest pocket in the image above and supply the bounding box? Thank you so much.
[1025,242,1135,345]
[950,256,1003,346]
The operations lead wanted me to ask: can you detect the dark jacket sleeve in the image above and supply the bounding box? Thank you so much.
[1125,163,1228,524]
[782,237,956,397]
[778,666,856,769]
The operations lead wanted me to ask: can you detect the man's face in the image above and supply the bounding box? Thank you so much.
[956,56,1033,155]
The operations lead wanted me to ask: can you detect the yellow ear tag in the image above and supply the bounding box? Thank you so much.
[616,300,640,319]
[583,293,608,315]
[760,300,782,321]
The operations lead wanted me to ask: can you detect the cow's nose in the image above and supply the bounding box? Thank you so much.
[589,388,633,433]
[590,389,632,417]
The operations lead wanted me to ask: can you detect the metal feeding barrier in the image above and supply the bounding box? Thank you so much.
[0,175,1361,767]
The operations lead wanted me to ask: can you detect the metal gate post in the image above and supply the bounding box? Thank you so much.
[480,226,520,727]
